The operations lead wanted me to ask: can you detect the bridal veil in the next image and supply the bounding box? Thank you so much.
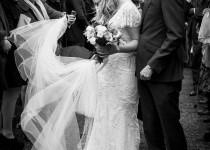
[9,16,99,150]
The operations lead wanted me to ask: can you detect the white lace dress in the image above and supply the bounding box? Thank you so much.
[9,1,141,150]
[85,2,141,150]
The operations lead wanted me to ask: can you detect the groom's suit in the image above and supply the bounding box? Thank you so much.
[136,0,187,150]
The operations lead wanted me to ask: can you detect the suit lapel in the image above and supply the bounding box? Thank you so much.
[81,0,87,17]
[0,3,9,34]
[0,4,5,28]
[18,0,30,11]
[140,0,152,30]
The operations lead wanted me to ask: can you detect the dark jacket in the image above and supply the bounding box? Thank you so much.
[2,0,63,29]
[184,0,193,22]
[46,0,62,11]
[186,6,205,54]
[83,0,95,22]
[1,0,64,88]
[65,0,89,46]
[0,2,10,90]
[136,0,185,82]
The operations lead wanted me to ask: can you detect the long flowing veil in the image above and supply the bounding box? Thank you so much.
[9,16,99,150]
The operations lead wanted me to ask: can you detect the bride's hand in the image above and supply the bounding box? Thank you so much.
[119,39,126,46]
[95,43,119,56]
[95,44,109,56]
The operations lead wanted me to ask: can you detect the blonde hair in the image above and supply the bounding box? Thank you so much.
[94,0,118,24]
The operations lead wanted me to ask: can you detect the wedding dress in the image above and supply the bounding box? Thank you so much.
[9,1,141,150]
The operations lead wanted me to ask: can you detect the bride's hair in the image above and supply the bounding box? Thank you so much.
[94,0,118,24]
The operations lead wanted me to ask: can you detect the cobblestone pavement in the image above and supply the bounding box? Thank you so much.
[1,68,210,150]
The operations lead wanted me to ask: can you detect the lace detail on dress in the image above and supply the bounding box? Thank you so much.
[109,1,141,29]
[87,57,140,150]
[84,1,141,150]
[108,1,141,43]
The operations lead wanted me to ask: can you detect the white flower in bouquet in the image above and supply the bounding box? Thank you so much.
[87,32,95,40]
[86,25,95,32]
[84,23,122,62]
[97,31,104,38]
[95,25,107,34]
[84,26,95,41]
[104,32,114,42]
[89,37,96,45]
[84,23,121,47]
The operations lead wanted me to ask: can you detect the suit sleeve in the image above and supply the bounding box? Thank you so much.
[0,29,6,50]
[43,2,64,19]
[184,1,193,21]
[147,0,185,73]
[72,0,89,30]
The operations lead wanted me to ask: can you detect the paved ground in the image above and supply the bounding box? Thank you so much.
[178,68,210,150]
[139,68,210,150]
[1,68,210,150]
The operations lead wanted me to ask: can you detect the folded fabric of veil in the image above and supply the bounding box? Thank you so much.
[9,16,99,150]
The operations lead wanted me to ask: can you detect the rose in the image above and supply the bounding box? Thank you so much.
[89,37,96,45]
[97,31,104,38]
[86,25,95,32]
[87,32,95,40]
[104,32,113,42]
[84,25,96,40]
[95,25,107,34]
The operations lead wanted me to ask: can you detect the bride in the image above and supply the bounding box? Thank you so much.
[10,0,141,149]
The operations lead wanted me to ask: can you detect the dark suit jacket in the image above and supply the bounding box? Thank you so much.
[0,2,10,90]
[83,0,95,22]
[46,0,62,11]
[1,0,63,88]
[2,0,63,29]
[184,0,193,22]
[60,46,93,59]
[186,6,205,54]
[65,0,89,46]
[136,0,185,82]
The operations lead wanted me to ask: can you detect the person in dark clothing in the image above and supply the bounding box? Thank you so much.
[0,2,75,149]
[136,0,187,149]
[186,0,207,96]
[65,0,89,47]
[2,0,64,28]
[83,0,95,22]
[1,0,65,110]
[46,0,62,11]
[82,0,95,52]
[183,1,194,67]
[185,0,194,22]
[59,0,93,59]
[0,1,24,149]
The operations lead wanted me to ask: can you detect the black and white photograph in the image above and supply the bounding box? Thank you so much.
[0,0,210,150]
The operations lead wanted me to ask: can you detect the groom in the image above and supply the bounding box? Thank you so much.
[136,0,187,150]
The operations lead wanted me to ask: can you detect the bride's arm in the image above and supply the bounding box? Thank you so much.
[96,26,140,55]
[117,26,140,53]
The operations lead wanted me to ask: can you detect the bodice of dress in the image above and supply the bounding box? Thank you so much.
[108,1,141,43]
[89,3,142,150]
[97,1,141,113]
[102,1,141,73]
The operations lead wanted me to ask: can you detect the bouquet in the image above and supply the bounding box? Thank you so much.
[84,23,121,61]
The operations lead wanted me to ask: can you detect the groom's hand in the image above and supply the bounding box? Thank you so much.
[140,65,153,81]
